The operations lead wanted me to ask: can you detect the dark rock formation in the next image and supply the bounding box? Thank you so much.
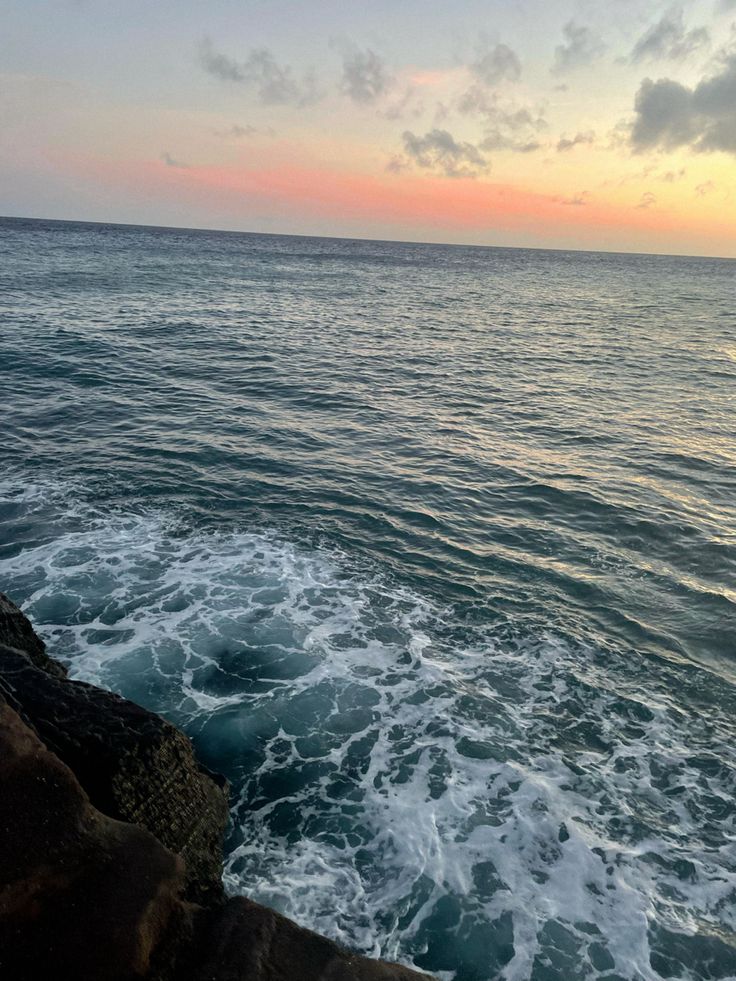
[193,898,432,981]
[0,697,191,981]
[0,592,66,677]
[0,594,229,905]
[0,594,434,981]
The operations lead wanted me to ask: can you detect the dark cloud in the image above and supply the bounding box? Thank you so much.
[552,21,606,74]
[629,6,709,64]
[339,47,392,104]
[161,151,188,169]
[199,38,245,82]
[470,41,522,86]
[199,38,319,106]
[631,78,699,148]
[556,130,595,151]
[399,128,489,177]
[630,52,736,153]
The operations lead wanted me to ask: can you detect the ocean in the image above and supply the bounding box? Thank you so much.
[1,215,735,981]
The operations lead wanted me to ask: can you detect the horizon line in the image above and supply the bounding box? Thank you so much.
[1,212,734,263]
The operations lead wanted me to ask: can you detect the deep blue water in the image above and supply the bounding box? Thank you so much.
[1,215,735,981]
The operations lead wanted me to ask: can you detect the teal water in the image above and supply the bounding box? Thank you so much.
[1,216,735,981]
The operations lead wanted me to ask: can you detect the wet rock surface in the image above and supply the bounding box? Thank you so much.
[0,592,229,907]
[192,897,433,981]
[0,697,191,981]
[0,592,66,677]
[0,593,434,981]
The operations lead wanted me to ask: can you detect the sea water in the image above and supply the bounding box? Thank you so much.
[1,216,735,980]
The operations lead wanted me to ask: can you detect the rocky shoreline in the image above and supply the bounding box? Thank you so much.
[0,592,432,981]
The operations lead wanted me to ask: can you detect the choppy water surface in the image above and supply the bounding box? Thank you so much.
[1,216,735,980]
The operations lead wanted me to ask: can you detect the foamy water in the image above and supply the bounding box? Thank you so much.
[2,478,735,980]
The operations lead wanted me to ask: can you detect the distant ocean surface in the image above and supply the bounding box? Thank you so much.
[1,215,735,981]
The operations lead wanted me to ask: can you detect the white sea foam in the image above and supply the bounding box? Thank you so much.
[1,477,735,980]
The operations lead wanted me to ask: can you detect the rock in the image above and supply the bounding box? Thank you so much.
[0,696,191,981]
[192,897,433,981]
[0,597,229,906]
[0,592,66,677]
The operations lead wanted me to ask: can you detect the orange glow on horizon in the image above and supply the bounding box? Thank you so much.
[59,149,736,257]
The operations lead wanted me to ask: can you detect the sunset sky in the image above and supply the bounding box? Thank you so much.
[2,0,735,256]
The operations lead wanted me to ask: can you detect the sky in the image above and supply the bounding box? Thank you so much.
[1,0,735,256]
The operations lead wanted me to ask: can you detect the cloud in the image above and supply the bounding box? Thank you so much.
[214,124,259,139]
[552,21,606,74]
[631,78,697,148]
[228,124,259,138]
[380,86,425,121]
[339,46,393,104]
[559,191,589,206]
[199,38,244,82]
[398,128,489,177]
[199,38,319,106]
[457,86,546,152]
[454,37,541,153]
[629,6,709,64]
[385,155,408,174]
[161,151,188,169]
[630,52,736,153]
[556,130,595,151]
[637,191,657,208]
[660,167,686,181]
[433,101,451,123]
[470,40,522,86]
[480,132,543,153]
[695,179,716,195]
[603,165,687,187]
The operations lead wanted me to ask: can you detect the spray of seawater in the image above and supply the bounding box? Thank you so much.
[1,478,735,981]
